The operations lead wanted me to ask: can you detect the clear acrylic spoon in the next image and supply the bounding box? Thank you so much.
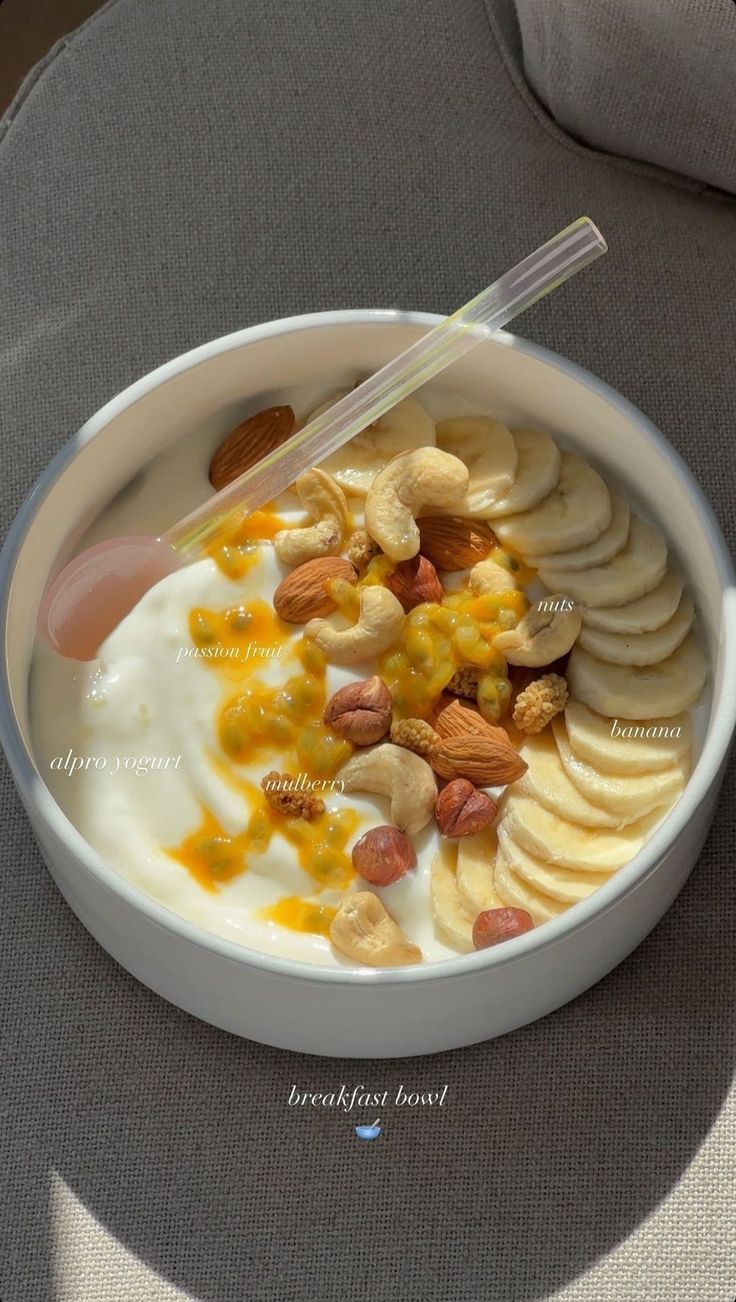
[39,216,606,659]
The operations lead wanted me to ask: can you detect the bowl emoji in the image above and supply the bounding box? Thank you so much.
[355,1120,381,1141]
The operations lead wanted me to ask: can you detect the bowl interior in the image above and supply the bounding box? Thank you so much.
[3,311,734,962]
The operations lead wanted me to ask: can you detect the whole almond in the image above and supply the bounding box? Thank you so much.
[324,676,393,745]
[417,516,496,571]
[385,555,443,612]
[429,734,527,786]
[209,405,295,490]
[434,696,509,744]
[274,557,357,624]
[435,779,497,838]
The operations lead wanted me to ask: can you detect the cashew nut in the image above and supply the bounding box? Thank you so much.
[329,891,422,967]
[273,468,350,565]
[364,448,469,562]
[338,742,437,834]
[305,586,404,664]
[470,558,522,595]
[493,593,581,666]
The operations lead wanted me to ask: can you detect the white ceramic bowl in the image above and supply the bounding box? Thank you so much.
[2,310,734,1058]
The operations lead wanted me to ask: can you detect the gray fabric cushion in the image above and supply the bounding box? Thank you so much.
[1,1,735,1299]
[514,0,736,194]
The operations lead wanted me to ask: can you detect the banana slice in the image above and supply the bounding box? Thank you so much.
[430,844,475,952]
[500,831,612,904]
[318,396,436,495]
[500,791,648,871]
[551,717,686,819]
[494,453,612,555]
[456,826,504,914]
[516,729,624,828]
[567,633,707,718]
[538,515,667,608]
[577,596,694,666]
[581,569,684,634]
[494,838,567,923]
[483,429,561,518]
[526,491,630,571]
[565,698,691,775]
[435,416,517,515]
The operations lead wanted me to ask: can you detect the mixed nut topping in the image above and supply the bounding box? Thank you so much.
[162,389,705,968]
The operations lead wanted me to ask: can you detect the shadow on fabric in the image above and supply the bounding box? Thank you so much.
[2,764,735,1302]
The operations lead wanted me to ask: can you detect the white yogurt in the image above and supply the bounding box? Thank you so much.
[30,532,459,967]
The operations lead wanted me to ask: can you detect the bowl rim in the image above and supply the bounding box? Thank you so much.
[2,307,735,987]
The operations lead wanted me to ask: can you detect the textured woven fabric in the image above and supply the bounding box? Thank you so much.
[514,0,736,194]
[1,1,735,1299]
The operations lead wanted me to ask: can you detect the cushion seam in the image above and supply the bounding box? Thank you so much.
[478,0,736,209]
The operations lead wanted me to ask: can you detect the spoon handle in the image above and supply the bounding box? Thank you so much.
[168,217,606,557]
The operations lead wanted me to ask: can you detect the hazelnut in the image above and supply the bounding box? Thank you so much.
[385,555,443,612]
[435,779,497,838]
[351,825,417,886]
[472,907,534,950]
[324,676,393,745]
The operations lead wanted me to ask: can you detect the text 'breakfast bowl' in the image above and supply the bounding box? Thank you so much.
[1,310,734,1058]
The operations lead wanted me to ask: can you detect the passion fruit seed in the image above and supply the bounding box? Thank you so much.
[191,612,217,645]
[311,846,352,887]
[195,836,238,876]
[298,639,327,675]
[245,810,272,854]
[228,608,253,631]
[477,674,513,723]
[266,714,294,744]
